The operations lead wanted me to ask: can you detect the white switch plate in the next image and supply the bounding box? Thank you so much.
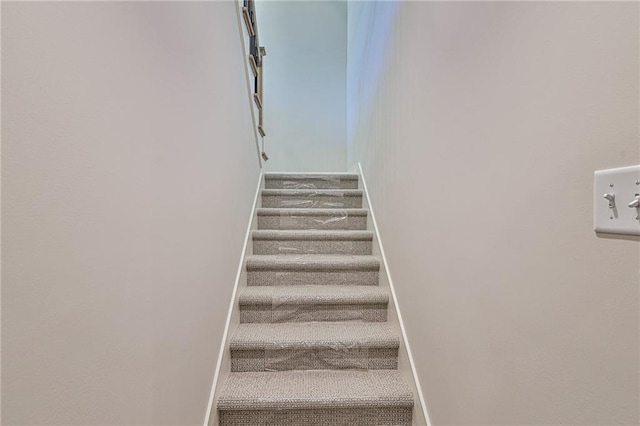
[594,165,640,235]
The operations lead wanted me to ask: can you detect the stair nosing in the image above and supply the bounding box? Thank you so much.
[265,173,359,180]
[246,255,380,271]
[262,189,363,197]
[252,230,373,241]
[256,208,368,216]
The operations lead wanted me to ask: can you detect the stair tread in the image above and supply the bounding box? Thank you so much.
[246,255,380,271]
[257,208,367,216]
[239,285,388,305]
[217,370,414,410]
[253,230,373,241]
[230,322,399,349]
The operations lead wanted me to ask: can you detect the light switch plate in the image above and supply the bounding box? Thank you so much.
[594,165,640,235]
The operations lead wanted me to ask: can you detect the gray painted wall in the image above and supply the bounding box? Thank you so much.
[2,2,260,424]
[347,2,639,424]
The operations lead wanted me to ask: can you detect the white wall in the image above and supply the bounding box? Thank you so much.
[256,0,347,172]
[2,2,260,424]
[347,2,639,425]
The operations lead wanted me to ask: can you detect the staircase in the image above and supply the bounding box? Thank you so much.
[216,173,415,425]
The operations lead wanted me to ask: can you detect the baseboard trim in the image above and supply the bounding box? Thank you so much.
[357,162,433,426]
[202,171,263,426]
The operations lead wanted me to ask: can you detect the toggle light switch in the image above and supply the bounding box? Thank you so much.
[603,193,616,208]
[594,165,640,235]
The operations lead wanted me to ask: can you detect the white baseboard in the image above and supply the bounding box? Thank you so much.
[357,162,433,426]
[202,171,263,426]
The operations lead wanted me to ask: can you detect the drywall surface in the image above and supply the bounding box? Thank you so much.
[256,0,347,172]
[2,2,260,424]
[347,2,639,424]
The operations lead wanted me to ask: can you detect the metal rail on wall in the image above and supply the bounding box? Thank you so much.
[242,0,268,161]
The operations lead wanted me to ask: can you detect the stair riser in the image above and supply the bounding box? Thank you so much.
[262,194,362,209]
[253,240,372,255]
[257,215,367,230]
[230,348,399,372]
[239,304,388,323]
[247,271,379,286]
[265,178,358,190]
[219,407,412,426]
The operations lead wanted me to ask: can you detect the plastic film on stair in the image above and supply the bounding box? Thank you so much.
[275,244,314,254]
[266,232,372,255]
[261,189,364,209]
[264,342,370,371]
[269,286,385,323]
[264,255,379,287]
[278,241,370,255]
[265,174,359,190]
[279,190,347,209]
[278,210,350,230]
[281,175,342,190]
[256,208,368,230]
[229,323,401,372]
[229,322,400,372]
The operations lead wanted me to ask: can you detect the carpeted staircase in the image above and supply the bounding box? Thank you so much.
[216,173,414,425]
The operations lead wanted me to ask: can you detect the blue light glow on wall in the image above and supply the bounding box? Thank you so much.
[346,0,401,146]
